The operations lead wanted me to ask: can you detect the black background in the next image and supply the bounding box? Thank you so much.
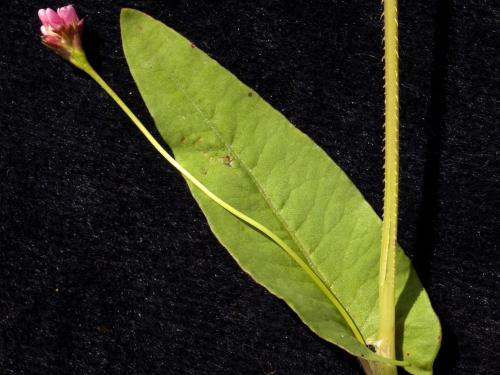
[0,1,498,374]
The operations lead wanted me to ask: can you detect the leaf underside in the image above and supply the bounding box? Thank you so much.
[120,9,441,374]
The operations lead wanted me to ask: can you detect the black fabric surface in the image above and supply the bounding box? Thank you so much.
[1,1,498,374]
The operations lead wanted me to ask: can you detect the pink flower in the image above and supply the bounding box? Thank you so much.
[38,5,84,60]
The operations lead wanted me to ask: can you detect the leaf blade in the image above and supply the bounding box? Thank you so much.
[120,9,441,374]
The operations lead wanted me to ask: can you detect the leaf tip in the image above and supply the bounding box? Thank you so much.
[120,7,135,19]
[120,8,151,25]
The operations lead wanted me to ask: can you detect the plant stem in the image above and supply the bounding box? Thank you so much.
[69,53,367,347]
[377,0,400,373]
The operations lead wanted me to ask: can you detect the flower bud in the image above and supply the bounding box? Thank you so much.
[38,5,84,61]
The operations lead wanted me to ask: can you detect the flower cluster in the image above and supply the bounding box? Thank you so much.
[38,5,84,60]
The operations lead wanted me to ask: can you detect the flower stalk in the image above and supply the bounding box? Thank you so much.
[37,4,370,352]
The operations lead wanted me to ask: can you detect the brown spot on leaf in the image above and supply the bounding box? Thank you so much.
[247,92,253,97]
[190,43,196,48]
[222,155,234,167]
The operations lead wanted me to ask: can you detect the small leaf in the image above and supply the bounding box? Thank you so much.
[120,9,440,374]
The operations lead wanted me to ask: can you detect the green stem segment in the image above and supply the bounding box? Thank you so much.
[377,0,399,373]
[69,52,366,346]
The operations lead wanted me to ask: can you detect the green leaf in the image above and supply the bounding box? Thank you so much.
[120,9,441,374]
